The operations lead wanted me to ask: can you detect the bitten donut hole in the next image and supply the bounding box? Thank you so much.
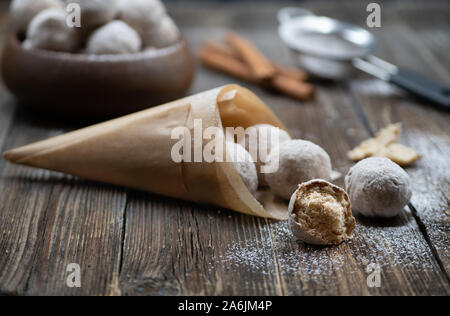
[289,180,355,245]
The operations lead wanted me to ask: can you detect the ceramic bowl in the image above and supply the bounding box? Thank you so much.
[1,34,195,118]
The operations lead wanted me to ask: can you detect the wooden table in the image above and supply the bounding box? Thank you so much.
[0,0,449,296]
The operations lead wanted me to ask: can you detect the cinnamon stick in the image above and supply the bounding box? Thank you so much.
[226,32,276,81]
[273,63,308,82]
[199,36,315,101]
[271,75,315,101]
[203,39,308,81]
[199,46,258,84]
[203,39,241,60]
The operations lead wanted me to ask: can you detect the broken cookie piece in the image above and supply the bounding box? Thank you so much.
[348,123,401,161]
[376,143,422,167]
[288,179,355,246]
[348,123,420,167]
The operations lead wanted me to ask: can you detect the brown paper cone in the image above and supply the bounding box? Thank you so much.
[4,85,289,219]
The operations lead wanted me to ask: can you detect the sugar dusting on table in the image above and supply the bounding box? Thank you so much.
[209,130,447,283]
[210,215,436,280]
[402,130,450,253]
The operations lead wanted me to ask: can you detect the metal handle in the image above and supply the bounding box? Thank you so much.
[353,56,450,110]
[390,69,450,110]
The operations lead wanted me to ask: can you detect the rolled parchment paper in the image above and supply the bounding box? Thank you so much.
[4,85,289,219]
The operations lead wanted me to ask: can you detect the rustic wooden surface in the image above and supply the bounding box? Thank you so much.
[0,0,449,296]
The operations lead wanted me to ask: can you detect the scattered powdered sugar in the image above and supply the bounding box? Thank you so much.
[349,217,435,270]
[403,130,449,209]
[401,129,450,253]
[210,129,448,281]
[211,213,437,281]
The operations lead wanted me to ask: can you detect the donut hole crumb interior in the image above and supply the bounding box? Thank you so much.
[291,181,354,244]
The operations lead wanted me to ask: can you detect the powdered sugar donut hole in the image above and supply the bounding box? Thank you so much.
[144,16,180,48]
[118,0,181,47]
[86,20,142,54]
[288,179,355,246]
[66,0,119,30]
[118,0,166,42]
[244,124,291,187]
[23,8,80,52]
[264,140,332,200]
[226,141,258,195]
[10,0,63,34]
[345,157,412,218]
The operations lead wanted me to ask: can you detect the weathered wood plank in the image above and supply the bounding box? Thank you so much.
[393,3,450,276]
[0,3,15,158]
[0,2,128,295]
[0,110,128,296]
[342,0,450,277]
[118,0,450,296]
[119,192,285,296]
